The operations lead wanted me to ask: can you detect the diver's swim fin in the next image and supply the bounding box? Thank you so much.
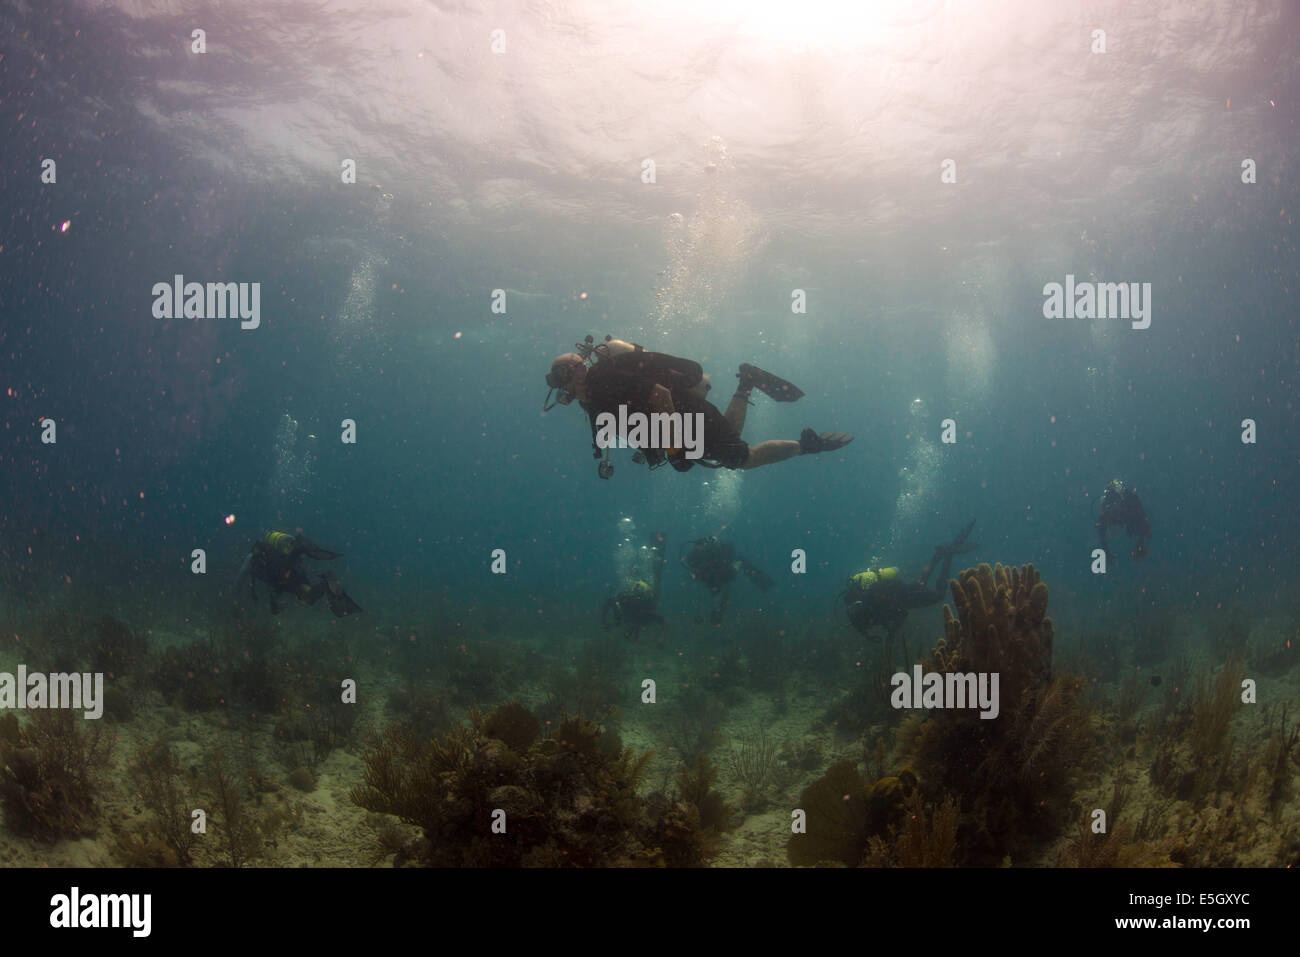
[740,559,774,592]
[951,519,977,552]
[935,520,978,556]
[298,536,343,561]
[799,429,854,454]
[738,363,804,402]
[322,574,362,617]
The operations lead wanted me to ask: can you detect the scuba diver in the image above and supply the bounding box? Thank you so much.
[602,531,667,641]
[842,520,977,644]
[236,530,362,617]
[543,335,853,480]
[680,536,774,624]
[1095,478,1152,562]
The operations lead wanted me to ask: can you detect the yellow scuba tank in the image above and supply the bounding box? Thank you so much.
[850,567,899,592]
[850,570,879,590]
[264,530,296,554]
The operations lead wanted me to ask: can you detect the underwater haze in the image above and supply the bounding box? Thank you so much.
[0,0,1298,872]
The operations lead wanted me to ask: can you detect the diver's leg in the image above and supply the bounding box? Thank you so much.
[711,582,732,624]
[935,551,955,596]
[724,386,753,434]
[916,553,939,588]
[298,581,327,605]
[742,429,852,469]
[886,622,901,656]
[739,440,802,469]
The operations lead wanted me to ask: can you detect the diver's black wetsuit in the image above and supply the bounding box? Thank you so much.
[1096,487,1152,560]
[681,537,772,623]
[845,580,941,637]
[240,532,361,617]
[602,534,667,641]
[581,347,750,471]
[844,521,976,640]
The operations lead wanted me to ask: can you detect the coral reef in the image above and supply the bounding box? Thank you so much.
[786,759,869,867]
[863,790,959,867]
[656,684,727,764]
[352,703,725,867]
[725,729,783,812]
[786,760,950,867]
[1113,670,1149,744]
[1148,655,1244,804]
[822,639,904,739]
[201,744,286,867]
[154,640,227,711]
[123,739,198,865]
[536,636,626,728]
[386,683,453,740]
[675,753,736,834]
[91,615,149,676]
[0,709,113,841]
[898,563,1094,865]
[1056,775,1176,867]
[287,767,316,793]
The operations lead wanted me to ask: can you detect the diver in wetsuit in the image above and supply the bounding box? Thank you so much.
[1095,478,1152,562]
[843,520,977,644]
[602,532,667,641]
[680,536,774,625]
[543,336,853,480]
[236,530,362,617]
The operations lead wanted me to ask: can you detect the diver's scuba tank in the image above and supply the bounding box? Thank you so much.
[847,567,899,592]
[264,530,297,554]
[575,334,637,365]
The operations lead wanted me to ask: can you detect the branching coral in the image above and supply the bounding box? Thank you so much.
[1262,705,1298,812]
[864,790,959,868]
[0,709,113,841]
[725,730,781,812]
[202,745,283,867]
[657,684,726,764]
[1149,655,1245,805]
[125,738,198,865]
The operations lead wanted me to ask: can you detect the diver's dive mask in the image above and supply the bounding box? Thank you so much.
[543,354,584,411]
[543,370,574,411]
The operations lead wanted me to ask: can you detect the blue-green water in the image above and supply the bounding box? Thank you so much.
[0,0,1297,871]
